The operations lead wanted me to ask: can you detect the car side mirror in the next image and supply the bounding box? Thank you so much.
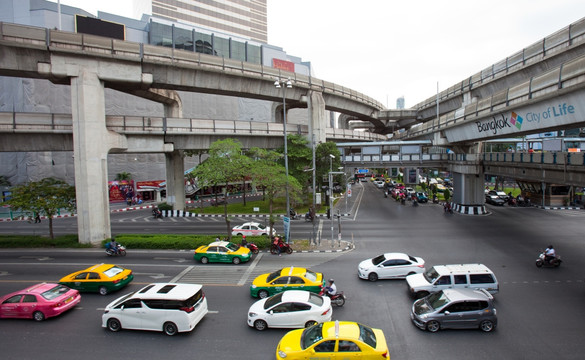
[121,305,125,311]
[269,310,274,315]
[444,311,450,315]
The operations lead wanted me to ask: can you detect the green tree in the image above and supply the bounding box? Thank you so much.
[191,139,248,240]
[115,172,132,180]
[7,178,76,239]
[250,148,302,239]
[315,142,342,191]
[0,175,11,186]
[278,134,312,194]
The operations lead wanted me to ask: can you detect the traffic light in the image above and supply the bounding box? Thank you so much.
[327,208,331,219]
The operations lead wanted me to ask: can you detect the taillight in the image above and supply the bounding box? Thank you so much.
[321,308,331,316]
[113,279,120,284]
[180,306,195,313]
[418,265,424,268]
[381,351,389,358]
[53,302,61,308]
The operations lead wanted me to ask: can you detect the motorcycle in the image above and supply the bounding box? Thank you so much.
[443,202,453,214]
[508,197,517,206]
[536,251,562,268]
[432,195,439,204]
[305,212,314,222]
[270,239,293,255]
[106,244,127,257]
[152,208,163,219]
[319,289,346,307]
[240,240,259,255]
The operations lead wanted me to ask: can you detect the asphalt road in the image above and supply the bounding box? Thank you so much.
[1,181,585,359]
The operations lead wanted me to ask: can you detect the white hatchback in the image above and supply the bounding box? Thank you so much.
[102,283,208,336]
[358,252,425,281]
[247,290,332,331]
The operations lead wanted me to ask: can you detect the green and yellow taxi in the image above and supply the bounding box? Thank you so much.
[193,241,251,265]
[250,266,324,299]
[59,264,133,296]
[276,320,390,360]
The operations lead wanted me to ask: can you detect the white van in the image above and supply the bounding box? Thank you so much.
[102,283,208,336]
[406,264,499,298]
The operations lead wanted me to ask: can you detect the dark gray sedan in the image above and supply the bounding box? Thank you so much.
[485,194,505,206]
[411,288,497,333]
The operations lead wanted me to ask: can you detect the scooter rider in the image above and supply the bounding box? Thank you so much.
[325,279,337,296]
[108,238,119,255]
[544,245,556,263]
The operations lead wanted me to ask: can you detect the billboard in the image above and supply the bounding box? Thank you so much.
[75,15,125,40]
[272,58,295,72]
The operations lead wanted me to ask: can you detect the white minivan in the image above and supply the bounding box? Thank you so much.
[102,283,208,336]
[406,264,499,298]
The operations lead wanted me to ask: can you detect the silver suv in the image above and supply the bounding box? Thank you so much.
[410,288,497,333]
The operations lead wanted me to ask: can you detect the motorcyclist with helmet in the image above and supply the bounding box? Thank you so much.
[325,279,337,296]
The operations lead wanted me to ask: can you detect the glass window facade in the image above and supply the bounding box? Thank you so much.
[149,20,261,64]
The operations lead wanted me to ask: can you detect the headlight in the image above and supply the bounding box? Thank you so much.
[278,350,287,358]
[248,312,258,317]
[251,285,257,289]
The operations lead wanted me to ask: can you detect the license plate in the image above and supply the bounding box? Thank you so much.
[64,297,73,304]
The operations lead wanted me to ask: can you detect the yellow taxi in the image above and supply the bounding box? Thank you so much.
[59,264,133,296]
[250,266,324,299]
[276,320,390,359]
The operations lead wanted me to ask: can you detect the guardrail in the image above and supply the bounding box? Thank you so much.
[0,112,386,142]
[0,22,385,111]
[482,151,585,166]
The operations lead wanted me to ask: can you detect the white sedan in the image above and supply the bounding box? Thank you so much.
[358,252,425,281]
[247,290,332,331]
[231,222,275,237]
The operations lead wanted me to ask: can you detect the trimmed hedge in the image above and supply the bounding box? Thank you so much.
[0,235,93,248]
[105,234,273,250]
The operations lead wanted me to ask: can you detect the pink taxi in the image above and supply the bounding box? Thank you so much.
[0,282,81,321]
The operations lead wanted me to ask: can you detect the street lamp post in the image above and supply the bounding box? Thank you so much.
[275,78,292,241]
[328,154,335,245]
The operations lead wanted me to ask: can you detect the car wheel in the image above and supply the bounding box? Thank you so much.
[33,311,45,322]
[99,286,108,296]
[480,320,495,332]
[107,318,121,332]
[335,297,345,307]
[200,256,209,264]
[163,322,178,336]
[305,320,318,328]
[407,272,416,276]
[368,273,378,282]
[254,320,268,331]
[236,233,243,236]
[232,257,241,265]
[258,290,269,299]
[426,320,440,333]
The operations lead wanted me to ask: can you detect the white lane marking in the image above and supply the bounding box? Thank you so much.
[237,253,263,286]
[170,265,194,283]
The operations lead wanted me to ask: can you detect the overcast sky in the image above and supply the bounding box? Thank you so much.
[52,0,585,108]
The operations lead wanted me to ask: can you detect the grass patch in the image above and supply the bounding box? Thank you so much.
[0,235,93,248]
[106,234,274,250]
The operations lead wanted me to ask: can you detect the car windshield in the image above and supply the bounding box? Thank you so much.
[111,292,135,308]
[423,267,440,283]
[426,291,450,310]
[226,242,239,252]
[371,254,386,266]
[266,269,283,283]
[103,266,125,278]
[263,292,283,310]
[358,324,377,349]
[304,269,318,282]
[300,323,324,349]
[256,223,266,230]
[41,285,71,300]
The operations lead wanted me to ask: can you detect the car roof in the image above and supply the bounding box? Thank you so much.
[240,222,261,226]
[131,283,203,300]
[440,288,493,301]
[382,252,411,260]
[20,282,62,294]
[432,264,493,274]
[280,266,308,276]
[207,241,232,247]
[82,263,117,272]
[279,290,312,302]
[321,321,364,339]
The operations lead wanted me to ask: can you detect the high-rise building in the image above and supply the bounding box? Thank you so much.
[141,0,267,43]
[396,96,405,110]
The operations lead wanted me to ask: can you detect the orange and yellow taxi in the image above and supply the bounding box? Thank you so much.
[59,264,133,295]
[250,266,324,299]
[276,320,390,359]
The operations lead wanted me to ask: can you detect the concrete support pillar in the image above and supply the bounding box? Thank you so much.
[309,91,327,144]
[70,70,112,244]
[451,171,487,215]
[165,150,185,210]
